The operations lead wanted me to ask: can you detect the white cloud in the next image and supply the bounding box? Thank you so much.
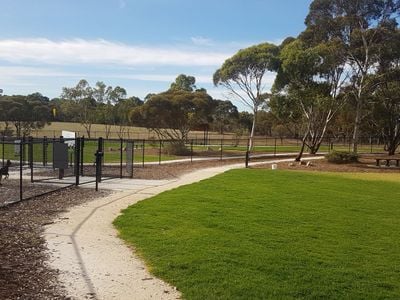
[191,36,214,46]
[0,38,231,67]
[0,66,82,78]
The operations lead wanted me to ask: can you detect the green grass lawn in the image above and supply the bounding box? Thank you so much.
[0,140,177,163]
[114,169,400,299]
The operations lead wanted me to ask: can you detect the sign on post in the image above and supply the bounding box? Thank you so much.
[14,140,21,156]
[53,142,69,169]
[61,130,76,147]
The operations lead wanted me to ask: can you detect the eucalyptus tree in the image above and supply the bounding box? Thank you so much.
[213,43,279,149]
[211,100,239,134]
[130,89,214,154]
[369,28,400,154]
[273,38,346,160]
[169,74,197,92]
[61,79,96,137]
[303,0,400,152]
[0,93,51,137]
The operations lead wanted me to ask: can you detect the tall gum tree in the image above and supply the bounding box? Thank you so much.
[213,43,279,149]
[303,0,400,152]
[273,38,347,161]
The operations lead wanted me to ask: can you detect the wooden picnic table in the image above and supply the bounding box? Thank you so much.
[375,157,400,167]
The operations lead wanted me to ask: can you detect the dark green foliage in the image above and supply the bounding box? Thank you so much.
[0,93,51,137]
[325,151,359,164]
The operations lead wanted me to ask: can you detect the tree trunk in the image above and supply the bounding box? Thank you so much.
[295,131,309,161]
[351,100,362,153]
[249,109,257,150]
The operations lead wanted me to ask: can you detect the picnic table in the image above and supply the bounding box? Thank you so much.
[375,157,400,167]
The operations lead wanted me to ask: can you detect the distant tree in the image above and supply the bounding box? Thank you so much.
[169,74,197,92]
[255,111,277,136]
[0,93,51,137]
[213,43,279,149]
[130,90,214,154]
[115,96,143,138]
[61,79,97,137]
[238,112,254,133]
[211,100,239,134]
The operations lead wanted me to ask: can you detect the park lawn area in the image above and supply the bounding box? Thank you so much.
[114,169,400,300]
[0,140,178,163]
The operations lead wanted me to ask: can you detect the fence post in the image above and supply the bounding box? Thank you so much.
[19,140,23,201]
[2,136,4,167]
[245,138,250,168]
[159,140,162,165]
[274,138,277,157]
[43,136,47,166]
[220,138,223,161]
[28,136,33,183]
[97,137,103,183]
[59,136,65,180]
[75,137,80,186]
[190,140,193,163]
[142,139,145,168]
[131,141,134,178]
[120,138,123,179]
[80,136,85,176]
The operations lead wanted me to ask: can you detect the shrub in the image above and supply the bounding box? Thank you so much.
[325,151,359,164]
[163,141,191,156]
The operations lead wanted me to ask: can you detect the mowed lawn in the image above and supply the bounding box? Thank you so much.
[114,170,400,299]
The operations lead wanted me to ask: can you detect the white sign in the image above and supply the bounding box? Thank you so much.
[61,130,76,147]
[14,140,21,156]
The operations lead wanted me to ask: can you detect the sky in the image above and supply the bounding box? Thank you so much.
[0,0,313,110]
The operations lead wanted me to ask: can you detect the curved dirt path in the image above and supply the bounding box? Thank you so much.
[44,163,244,300]
[44,158,322,299]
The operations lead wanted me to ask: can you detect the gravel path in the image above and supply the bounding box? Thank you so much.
[0,156,337,299]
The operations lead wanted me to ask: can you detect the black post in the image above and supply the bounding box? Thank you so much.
[19,140,23,201]
[274,138,277,157]
[245,138,250,168]
[59,136,64,180]
[22,136,26,165]
[43,136,47,166]
[2,136,4,167]
[220,138,223,161]
[190,140,193,163]
[52,137,55,170]
[142,139,145,168]
[80,136,84,176]
[28,136,33,183]
[131,141,134,178]
[98,137,103,183]
[159,140,162,165]
[94,150,103,191]
[75,137,80,186]
[120,138,123,179]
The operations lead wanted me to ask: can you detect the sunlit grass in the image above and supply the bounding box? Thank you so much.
[115,169,400,299]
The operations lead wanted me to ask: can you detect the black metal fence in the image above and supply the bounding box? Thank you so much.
[0,134,394,207]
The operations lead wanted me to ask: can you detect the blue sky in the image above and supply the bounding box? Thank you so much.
[0,0,312,109]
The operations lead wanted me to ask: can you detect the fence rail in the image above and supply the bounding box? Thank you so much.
[0,135,395,207]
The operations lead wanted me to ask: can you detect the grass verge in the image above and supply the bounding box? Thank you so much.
[114,170,400,299]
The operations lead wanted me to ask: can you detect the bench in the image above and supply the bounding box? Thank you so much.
[375,157,400,167]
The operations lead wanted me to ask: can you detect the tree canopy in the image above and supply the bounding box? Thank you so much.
[213,42,279,148]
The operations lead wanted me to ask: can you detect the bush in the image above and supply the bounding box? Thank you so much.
[163,141,191,156]
[325,151,359,164]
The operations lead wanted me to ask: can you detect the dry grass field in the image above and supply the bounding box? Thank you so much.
[7,121,234,140]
